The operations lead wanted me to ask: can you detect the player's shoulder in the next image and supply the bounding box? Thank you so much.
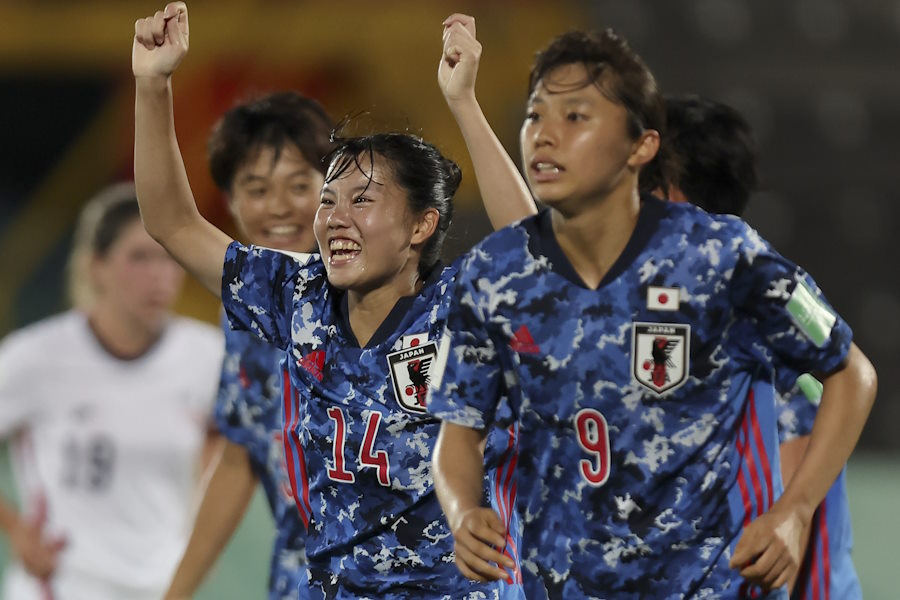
[231,242,321,270]
[462,212,542,275]
[225,242,326,290]
[657,196,747,234]
[166,316,225,353]
[0,310,84,356]
[657,197,765,260]
[474,212,537,252]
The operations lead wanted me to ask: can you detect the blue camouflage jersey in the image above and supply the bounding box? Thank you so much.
[215,314,306,599]
[221,242,522,600]
[428,197,852,599]
[774,376,861,600]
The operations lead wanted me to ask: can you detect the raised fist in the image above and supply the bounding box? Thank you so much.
[132,2,190,79]
[438,14,482,105]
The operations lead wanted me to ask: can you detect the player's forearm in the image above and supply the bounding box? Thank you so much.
[448,95,537,230]
[197,431,225,487]
[165,441,258,598]
[777,344,876,520]
[433,422,488,531]
[134,76,231,295]
[134,76,200,246]
[778,435,809,488]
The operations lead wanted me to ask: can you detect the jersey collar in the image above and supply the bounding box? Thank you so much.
[527,194,665,290]
[335,262,444,349]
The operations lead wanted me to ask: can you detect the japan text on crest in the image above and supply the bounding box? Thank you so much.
[632,322,691,395]
[386,342,438,414]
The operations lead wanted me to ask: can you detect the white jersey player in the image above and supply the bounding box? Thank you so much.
[0,184,224,600]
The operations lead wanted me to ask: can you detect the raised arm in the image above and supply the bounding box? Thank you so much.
[133,2,232,296]
[439,14,537,230]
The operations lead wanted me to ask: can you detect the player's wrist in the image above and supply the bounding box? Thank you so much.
[448,503,482,535]
[445,91,479,115]
[134,74,174,91]
[771,491,815,526]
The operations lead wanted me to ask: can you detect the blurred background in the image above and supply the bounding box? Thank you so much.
[0,0,897,597]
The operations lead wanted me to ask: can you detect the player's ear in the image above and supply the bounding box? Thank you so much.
[628,130,660,168]
[411,208,439,246]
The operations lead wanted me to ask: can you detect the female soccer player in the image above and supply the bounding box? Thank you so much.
[133,4,532,597]
[428,25,877,599]
[0,184,224,600]
[164,92,334,600]
[644,94,862,600]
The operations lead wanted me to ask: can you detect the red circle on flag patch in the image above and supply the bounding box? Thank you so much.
[410,338,420,347]
[658,293,668,304]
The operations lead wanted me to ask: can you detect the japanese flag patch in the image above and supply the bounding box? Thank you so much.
[647,286,680,311]
[401,332,430,349]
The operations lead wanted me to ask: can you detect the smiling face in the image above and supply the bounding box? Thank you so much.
[228,144,324,252]
[520,63,658,212]
[314,152,435,295]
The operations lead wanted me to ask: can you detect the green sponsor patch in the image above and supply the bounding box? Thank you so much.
[786,280,836,347]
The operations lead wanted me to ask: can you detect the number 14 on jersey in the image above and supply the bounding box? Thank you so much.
[326,406,391,487]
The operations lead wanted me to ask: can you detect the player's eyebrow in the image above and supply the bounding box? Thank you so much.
[236,167,316,185]
[320,181,384,197]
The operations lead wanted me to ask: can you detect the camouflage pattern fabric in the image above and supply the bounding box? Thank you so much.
[428,196,852,599]
[222,243,522,599]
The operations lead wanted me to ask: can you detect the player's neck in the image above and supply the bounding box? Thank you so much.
[86,304,165,360]
[550,185,641,290]
[346,263,422,348]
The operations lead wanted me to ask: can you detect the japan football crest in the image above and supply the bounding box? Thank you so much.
[387,342,438,414]
[632,322,691,395]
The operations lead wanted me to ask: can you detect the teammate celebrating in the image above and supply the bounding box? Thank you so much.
[428,26,877,599]
[0,184,223,600]
[165,92,334,600]
[644,94,862,600]
[133,4,531,597]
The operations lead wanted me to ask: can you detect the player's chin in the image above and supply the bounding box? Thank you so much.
[323,264,357,290]
[530,187,568,208]
[137,305,171,326]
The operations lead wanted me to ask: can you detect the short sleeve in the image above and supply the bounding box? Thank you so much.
[776,388,819,443]
[213,317,279,456]
[427,256,505,430]
[0,334,39,437]
[213,317,254,448]
[729,224,852,377]
[221,242,315,351]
